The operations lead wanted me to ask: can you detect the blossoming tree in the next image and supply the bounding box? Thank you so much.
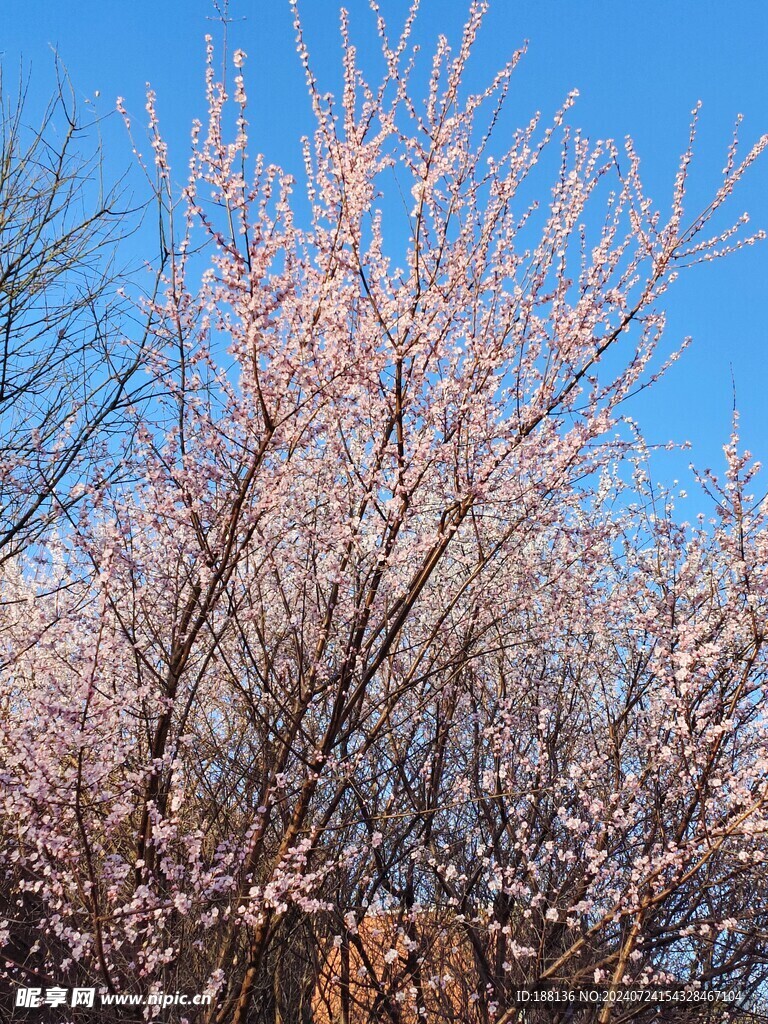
[2,2,768,1022]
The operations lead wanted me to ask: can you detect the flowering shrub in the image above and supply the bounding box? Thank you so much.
[2,3,768,1021]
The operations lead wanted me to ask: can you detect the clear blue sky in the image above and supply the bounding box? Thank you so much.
[4,0,768,496]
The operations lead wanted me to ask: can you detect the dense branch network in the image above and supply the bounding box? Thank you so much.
[1,3,768,1023]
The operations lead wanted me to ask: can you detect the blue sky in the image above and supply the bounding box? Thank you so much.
[4,0,768,497]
